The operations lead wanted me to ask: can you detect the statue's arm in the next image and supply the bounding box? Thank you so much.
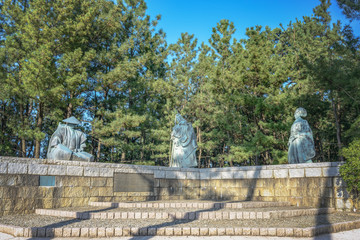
[288,123,301,145]
[49,136,61,147]
[49,126,63,148]
[79,132,87,152]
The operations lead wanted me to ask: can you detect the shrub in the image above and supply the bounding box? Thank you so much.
[339,139,360,209]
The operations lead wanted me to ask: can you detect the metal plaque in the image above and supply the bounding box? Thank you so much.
[114,172,154,192]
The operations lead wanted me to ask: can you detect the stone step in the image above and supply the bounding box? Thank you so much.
[2,219,360,238]
[35,207,335,220]
[89,200,292,209]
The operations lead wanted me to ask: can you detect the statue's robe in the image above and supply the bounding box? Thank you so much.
[288,118,315,164]
[47,123,94,162]
[170,121,197,168]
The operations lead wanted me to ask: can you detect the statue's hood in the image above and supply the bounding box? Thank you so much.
[62,116,81,125]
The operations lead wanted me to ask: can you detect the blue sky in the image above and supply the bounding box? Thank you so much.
[145,0,360,45]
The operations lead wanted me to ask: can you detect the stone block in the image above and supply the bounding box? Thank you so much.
[233,171,246,179]
[54,228,63,237]
[200,228,208,236]
[173,228,182,236]
[302,227,315,237]
[84,167,100,177]
[71,228,80,237]
[221,171,233,179]
[89,228,97,238]
[246,170,261,178]
[165,171,186,179]
[259,228,267,236]
[260,170,273,178]
[130,227,139,236]
[156,228,165,236]
[97,227,106,237]
[13,227,24,237]
[187,171,200,180]
[139,227,147,236]
[243,227,251,235]
[147,228,156,236]
[29,164,48,175]
[99,168,113,177]
[323,167,339,177]
[294,228,303,237]
[200,172,211,180]
[45,228,54,237]
[114,227,123,236]
[8,163,27,174]
[80,228,89,237]
[274,169,288,178]
[305,168,322,177]
[154,170,165,179]
[165,228,174,236]
[234,227,242,235]
[268,228,276,236]
[289,169,304,178]
[191,228,200,236]
[208,228,217,236]
[66,166,83,176]
[36,228,45,237]
[225,228,234,235]
[63,228,71,237]
[285,228,294,237]
[277,228,285,237]
[0,162,7,173]
[105,228,114,237]
[217,228,225,235]
[48,165,67,175]
[251,228,259,236]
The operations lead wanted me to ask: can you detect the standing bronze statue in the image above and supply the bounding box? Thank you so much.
[170,113,197,168]
[288,108,315,164]
[47,116,94,162]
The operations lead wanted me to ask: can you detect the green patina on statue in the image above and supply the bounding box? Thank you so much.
[288,108,316,164]
[170,113,197,168]
[47,117,94,162]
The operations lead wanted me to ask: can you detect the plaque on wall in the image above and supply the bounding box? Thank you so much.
[114,172,154,192]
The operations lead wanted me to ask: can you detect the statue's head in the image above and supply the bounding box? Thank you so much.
[175,113,186,124]
[294,107,307,119]
[62,116,81,127]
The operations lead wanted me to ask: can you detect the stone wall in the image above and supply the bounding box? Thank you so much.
[0,156,355,216]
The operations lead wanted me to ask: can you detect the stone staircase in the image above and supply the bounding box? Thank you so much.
[1,200,360,238]
[35,201,334,220]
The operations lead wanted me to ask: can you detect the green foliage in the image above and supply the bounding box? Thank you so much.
[1,0,359,167]
[337,0,360,21]
[339,139,360,202]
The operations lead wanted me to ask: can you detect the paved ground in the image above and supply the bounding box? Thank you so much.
[1,228,360,240]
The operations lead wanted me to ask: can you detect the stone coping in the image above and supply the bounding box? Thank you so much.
[35,208,336,220]
[1,220,360,237]
[0,156,342,179]
[89,201,292,209]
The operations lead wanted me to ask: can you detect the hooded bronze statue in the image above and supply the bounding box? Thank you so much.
[47,117,94,162]
[170,113,197,168]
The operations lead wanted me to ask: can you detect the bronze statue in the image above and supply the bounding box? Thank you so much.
[47,116,94,162]
[170,113,197,168]
[288,108,315,164]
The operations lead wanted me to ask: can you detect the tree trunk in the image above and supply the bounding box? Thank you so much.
[331,97,344,161]
[197,127,202,168]
[19,104,26,157]
[34,102,43,158]
[66,102,73,118]
[96,140,101,161]
[66,93,74,118]
[121,152,126,162]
